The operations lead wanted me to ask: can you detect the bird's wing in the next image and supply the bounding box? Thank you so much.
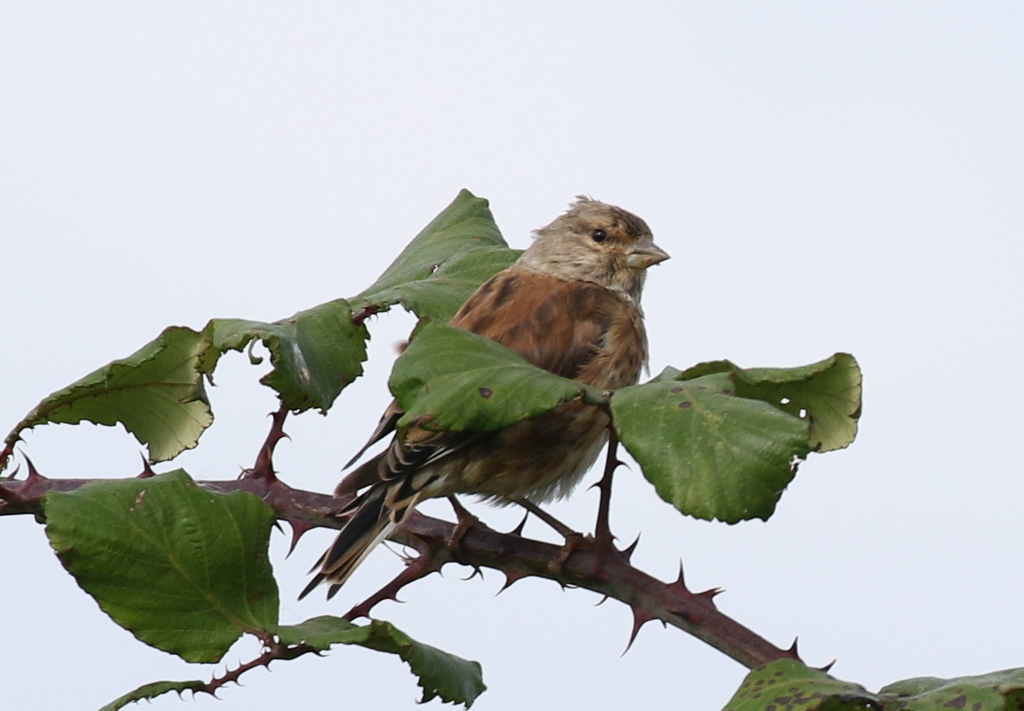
[451,269,616,379]
[337,269,618,497]
[342,401,402,469]
[335,397,478,497]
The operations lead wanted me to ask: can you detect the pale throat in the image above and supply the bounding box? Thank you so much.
[515,249,646,309]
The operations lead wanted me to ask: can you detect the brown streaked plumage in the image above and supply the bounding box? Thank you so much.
[301,197,669,599]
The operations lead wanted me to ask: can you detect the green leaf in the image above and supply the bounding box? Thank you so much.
[5,326,212,463]
[390,319,594,433]
[3,300,369,470]
[44,470,279,663]
[276,615,371,649]
[878,668,1024,710]
[612,373,810,523]
[202,298,368,413]
[677,354,862,453]
[277,616,486,708]
[99,680,206,711]
[353,189,520,321]
[621,354,862,523]
[727,664,1024,711]
[724,660,879,711]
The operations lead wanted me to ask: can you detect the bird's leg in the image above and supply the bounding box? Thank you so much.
[446,495,484,560]
[512,498,579,539]
[525,434,624,576]
[511,498,591,575]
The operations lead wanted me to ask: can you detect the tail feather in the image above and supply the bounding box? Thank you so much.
[299,486,394,600]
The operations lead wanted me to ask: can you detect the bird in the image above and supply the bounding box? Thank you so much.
[301,196,669,599]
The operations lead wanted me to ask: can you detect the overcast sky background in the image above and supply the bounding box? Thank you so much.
[2,3,1023,710]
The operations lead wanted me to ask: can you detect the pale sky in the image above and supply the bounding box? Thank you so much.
[2,3,1023,710]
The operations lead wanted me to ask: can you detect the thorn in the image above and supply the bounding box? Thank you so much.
[787,637,799,657]
[22,454,46,482]
[666,560,689,594]
[352,305,380,327]
[624,605,656,655]
[138,453,156,478]
[509,512,529,536]
[497,569,530,594]
[285,519,314,557]
[818,659,836,672]
[345,590,405,621]
[696,587,723,605]
[462,566,485,582]
[621,534,641,561]
[594,594,610,607]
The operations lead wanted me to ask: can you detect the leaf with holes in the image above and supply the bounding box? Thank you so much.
[277,616,486,708]
[4,326,212,464]
[611,372,810,523]
[202,298,368,413]
[673,353,862,453]
[879,667,1024,711]
[389,319,594,433]
[44,470,279,663]
[353,189,520,321]
[724,660,879,711]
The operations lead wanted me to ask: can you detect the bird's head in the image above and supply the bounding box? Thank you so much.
[519,197,669,303]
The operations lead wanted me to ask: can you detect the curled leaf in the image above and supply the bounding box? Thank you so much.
[203,298,368,413]
[616,354,861,523]
[674,353,862,453]
[277,616,487,707]
[6,299,368,467]
[5,326,212,463]
[612,373,809,523]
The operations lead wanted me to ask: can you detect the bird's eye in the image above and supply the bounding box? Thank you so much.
[591,229,607,243]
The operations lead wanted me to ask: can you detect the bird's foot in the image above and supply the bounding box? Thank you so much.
[446,496,484,560]
[548,531,592,575]
[509,498,615,577]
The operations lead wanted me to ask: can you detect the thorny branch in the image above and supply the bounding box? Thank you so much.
[200,636,319,698]
[1,450,801,674]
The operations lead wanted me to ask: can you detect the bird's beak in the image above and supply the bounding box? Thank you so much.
[625,239,670,269]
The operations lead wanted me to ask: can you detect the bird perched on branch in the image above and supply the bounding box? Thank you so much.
[302,197,669,599]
